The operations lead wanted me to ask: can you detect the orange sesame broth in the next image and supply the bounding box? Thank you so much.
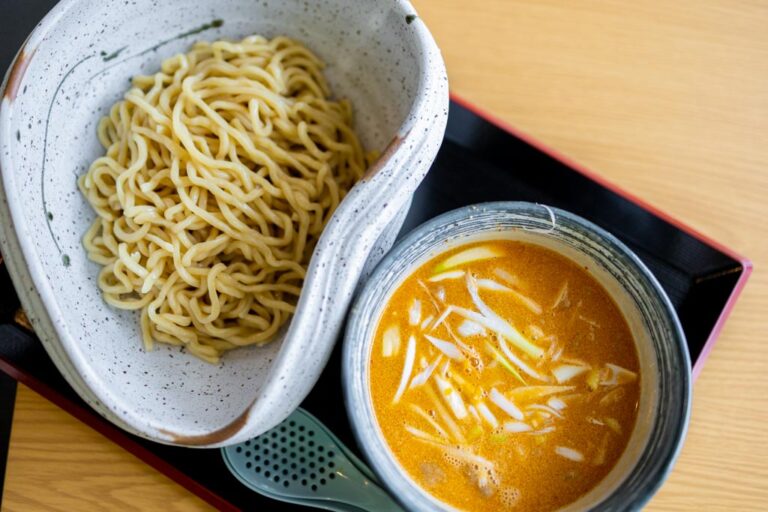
[369,240,640,511]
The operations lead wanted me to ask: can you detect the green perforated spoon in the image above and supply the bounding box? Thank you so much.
[221,408,403,512]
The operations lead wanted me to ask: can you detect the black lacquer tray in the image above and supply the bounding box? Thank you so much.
[0,1,750,510]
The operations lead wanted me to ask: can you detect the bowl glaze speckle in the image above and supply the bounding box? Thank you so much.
[343,202,691,511]
[0,0,448,446]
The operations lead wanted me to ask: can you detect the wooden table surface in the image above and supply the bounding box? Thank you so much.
[4,0,767,510]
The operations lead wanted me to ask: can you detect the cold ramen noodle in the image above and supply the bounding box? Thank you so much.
[369,240,640,511]
[79,36,371,363]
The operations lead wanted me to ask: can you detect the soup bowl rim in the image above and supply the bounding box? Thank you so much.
[342,200,691,511]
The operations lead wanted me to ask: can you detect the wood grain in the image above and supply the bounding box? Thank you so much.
[4,0,767,509]
[2,385,212,511]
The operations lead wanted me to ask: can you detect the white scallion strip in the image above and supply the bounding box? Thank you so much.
[485,341,526,384]
[511,290,543,315]
[436,287,446,302]
[409,403,450,440]
[442,446,497,477]
[432,305,455,331]
[508,385,575,399]
[477,278,542,314]
[405,425,447,446]
[465,276,544,358]
[493,268,520,287]
[548,397,567,411]
[531,426,556,435]
[410,355,443,389]
[467,405,481,422]
[458,319,486,337]
[420,315,435,330]
[417,280,441,312]
[434,246,501,273]
[552,281,570,309]
[503,421,532,433]
[490,388,524,421]
[409,299,421,326]
[601,363,638,386]
[560,356,589,367]
[498,336,550,382]
[393,335,416,403]
[425,334,465,361]
[555,446,584,462]
[382,325,401,358]
[453,304,542,365]
[509,288,543,315]
[528,404,563,419]
[426,386,466,443]
[476,402,499,429]
[552,364,589,383]
[449,330,473,352]
[477,278,513,292]
[428,270,466,282]
[435,375,468,420]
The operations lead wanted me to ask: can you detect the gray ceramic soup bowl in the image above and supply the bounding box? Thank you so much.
[343,201,691,511]
[0,0,447,446]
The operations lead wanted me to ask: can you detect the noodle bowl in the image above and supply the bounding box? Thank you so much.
[79,35,369,363]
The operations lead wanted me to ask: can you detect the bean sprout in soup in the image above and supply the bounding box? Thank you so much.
[368,240,640,511]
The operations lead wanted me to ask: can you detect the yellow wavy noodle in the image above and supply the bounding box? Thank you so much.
[79,36,370,363]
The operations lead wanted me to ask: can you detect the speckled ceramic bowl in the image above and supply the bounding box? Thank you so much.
[0,0,448,446]
[343,202,691,511]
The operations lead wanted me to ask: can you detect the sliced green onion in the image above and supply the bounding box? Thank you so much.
[465,275,544,358]
[428,270,466,282]
[409,403,450,440]
[382,325,400,357]
[476,401,499,429]
[434,246,502,273]
[485,341,526,385]
[601,363,638,386]
[490,388,524,421]
[409,299,421,326]
[498,336,549,382]
[425,334,465,361]
[435,375,468,420]
[458,319,486,337]
[425,386,466,443]
[555,446,584,462]
[405,425,447,446]
[552,364,589,384]
[493,268,520,287]
[507,385,575,399]
[393,335,416,403]
[503,421,532,433]
[410,354,443,389]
